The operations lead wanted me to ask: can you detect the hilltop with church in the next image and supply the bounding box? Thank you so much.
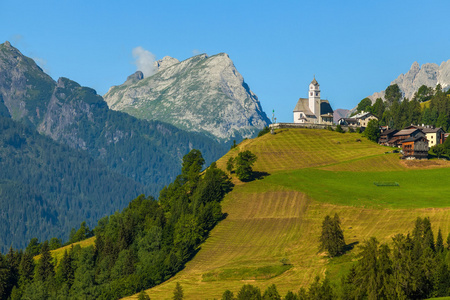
[293,77,334,125]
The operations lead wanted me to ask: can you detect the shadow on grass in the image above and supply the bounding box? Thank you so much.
[343,241,359,253]
[239,171,270,182]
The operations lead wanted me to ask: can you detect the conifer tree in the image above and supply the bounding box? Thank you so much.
[262,284,281,300]
[226,157,234,174]
[319,213,346,257]
[138,289,151,300]
[18,252,35,285]
[173,282,183,300]
[0,254,10,300]
[35,241,54,282]
[222,289,234,300]
[436,228,444,253]
[58,249,74,287]
[237,284,261,300]
[284,290,299,300]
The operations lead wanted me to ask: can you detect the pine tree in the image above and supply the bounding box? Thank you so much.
[284,290,299,300]
[262,284,281,300]
[0,254,10,300]
[58,249,74,287]
[446,232,450,250]
[222,289,235,300]
[319,214,346,257]
[18,252,35,285]
[226,157,234,174]
[237,284,261,300]
[436,228,444,253]
[35,241,54,282]
[138,289,151,300]
[173,282,184,300]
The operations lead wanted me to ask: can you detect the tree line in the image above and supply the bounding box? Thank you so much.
[356,83,450,131]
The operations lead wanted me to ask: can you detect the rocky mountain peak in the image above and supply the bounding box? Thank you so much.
[2,41,12,48]
[154,56,180,72]
[104,52,270,142]
[125,71,144,84]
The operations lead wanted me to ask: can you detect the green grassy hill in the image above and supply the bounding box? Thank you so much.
[124,128,450,299]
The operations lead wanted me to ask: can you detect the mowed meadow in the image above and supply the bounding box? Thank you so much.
[122,128,450,299]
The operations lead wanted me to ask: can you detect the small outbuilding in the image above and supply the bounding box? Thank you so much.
[401,135,429,159]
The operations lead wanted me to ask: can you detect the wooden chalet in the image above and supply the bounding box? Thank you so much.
[401,135,429,159]
[387,128,426,147]
[379,129,398,146]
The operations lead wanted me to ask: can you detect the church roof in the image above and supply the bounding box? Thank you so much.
[310,77,319,86]
[320,100,333,115]
[293,98,314,116]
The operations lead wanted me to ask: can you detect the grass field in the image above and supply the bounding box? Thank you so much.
[35,236,96,265]
[118,128,450,300]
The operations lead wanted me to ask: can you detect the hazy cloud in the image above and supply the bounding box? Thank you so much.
[11,34,24,47]
[132,46,156,77]
[33,57,50,74]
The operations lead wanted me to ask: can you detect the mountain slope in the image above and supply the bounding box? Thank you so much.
[104,53,270,142]
[132,129,450,299]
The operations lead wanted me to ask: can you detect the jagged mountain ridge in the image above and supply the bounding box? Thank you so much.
[104,53,270,142]
[367,60,450,103]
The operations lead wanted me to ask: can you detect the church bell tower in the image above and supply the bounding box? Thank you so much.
[308,76,320,119]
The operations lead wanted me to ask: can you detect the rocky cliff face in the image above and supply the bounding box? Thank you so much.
[0,41,55,125]
[367,60,450,102]
[104,53,270,142]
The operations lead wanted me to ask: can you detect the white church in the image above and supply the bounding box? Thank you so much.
[293,77,334,125]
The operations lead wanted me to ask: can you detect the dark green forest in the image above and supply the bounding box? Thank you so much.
[0,116,144,252]
[0,150,233,299]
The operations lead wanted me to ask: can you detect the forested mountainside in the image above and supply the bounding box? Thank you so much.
[0,41,228,250]
[0,150,233,299]
[104,53,270,142]
[0,116,144,252]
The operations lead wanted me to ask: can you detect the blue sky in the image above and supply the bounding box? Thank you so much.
[1,0,450,122]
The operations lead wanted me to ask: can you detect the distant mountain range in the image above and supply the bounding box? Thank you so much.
[104,53,270,142]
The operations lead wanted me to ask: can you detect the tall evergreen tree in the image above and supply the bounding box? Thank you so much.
[173,282,184,300]
[436,228,444,253]
[18,252,35,285]
[319,213,346,257]
[58,249,74,287]
[35,241,54,282]
[237,284,261,300]
[262,284,281,300]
